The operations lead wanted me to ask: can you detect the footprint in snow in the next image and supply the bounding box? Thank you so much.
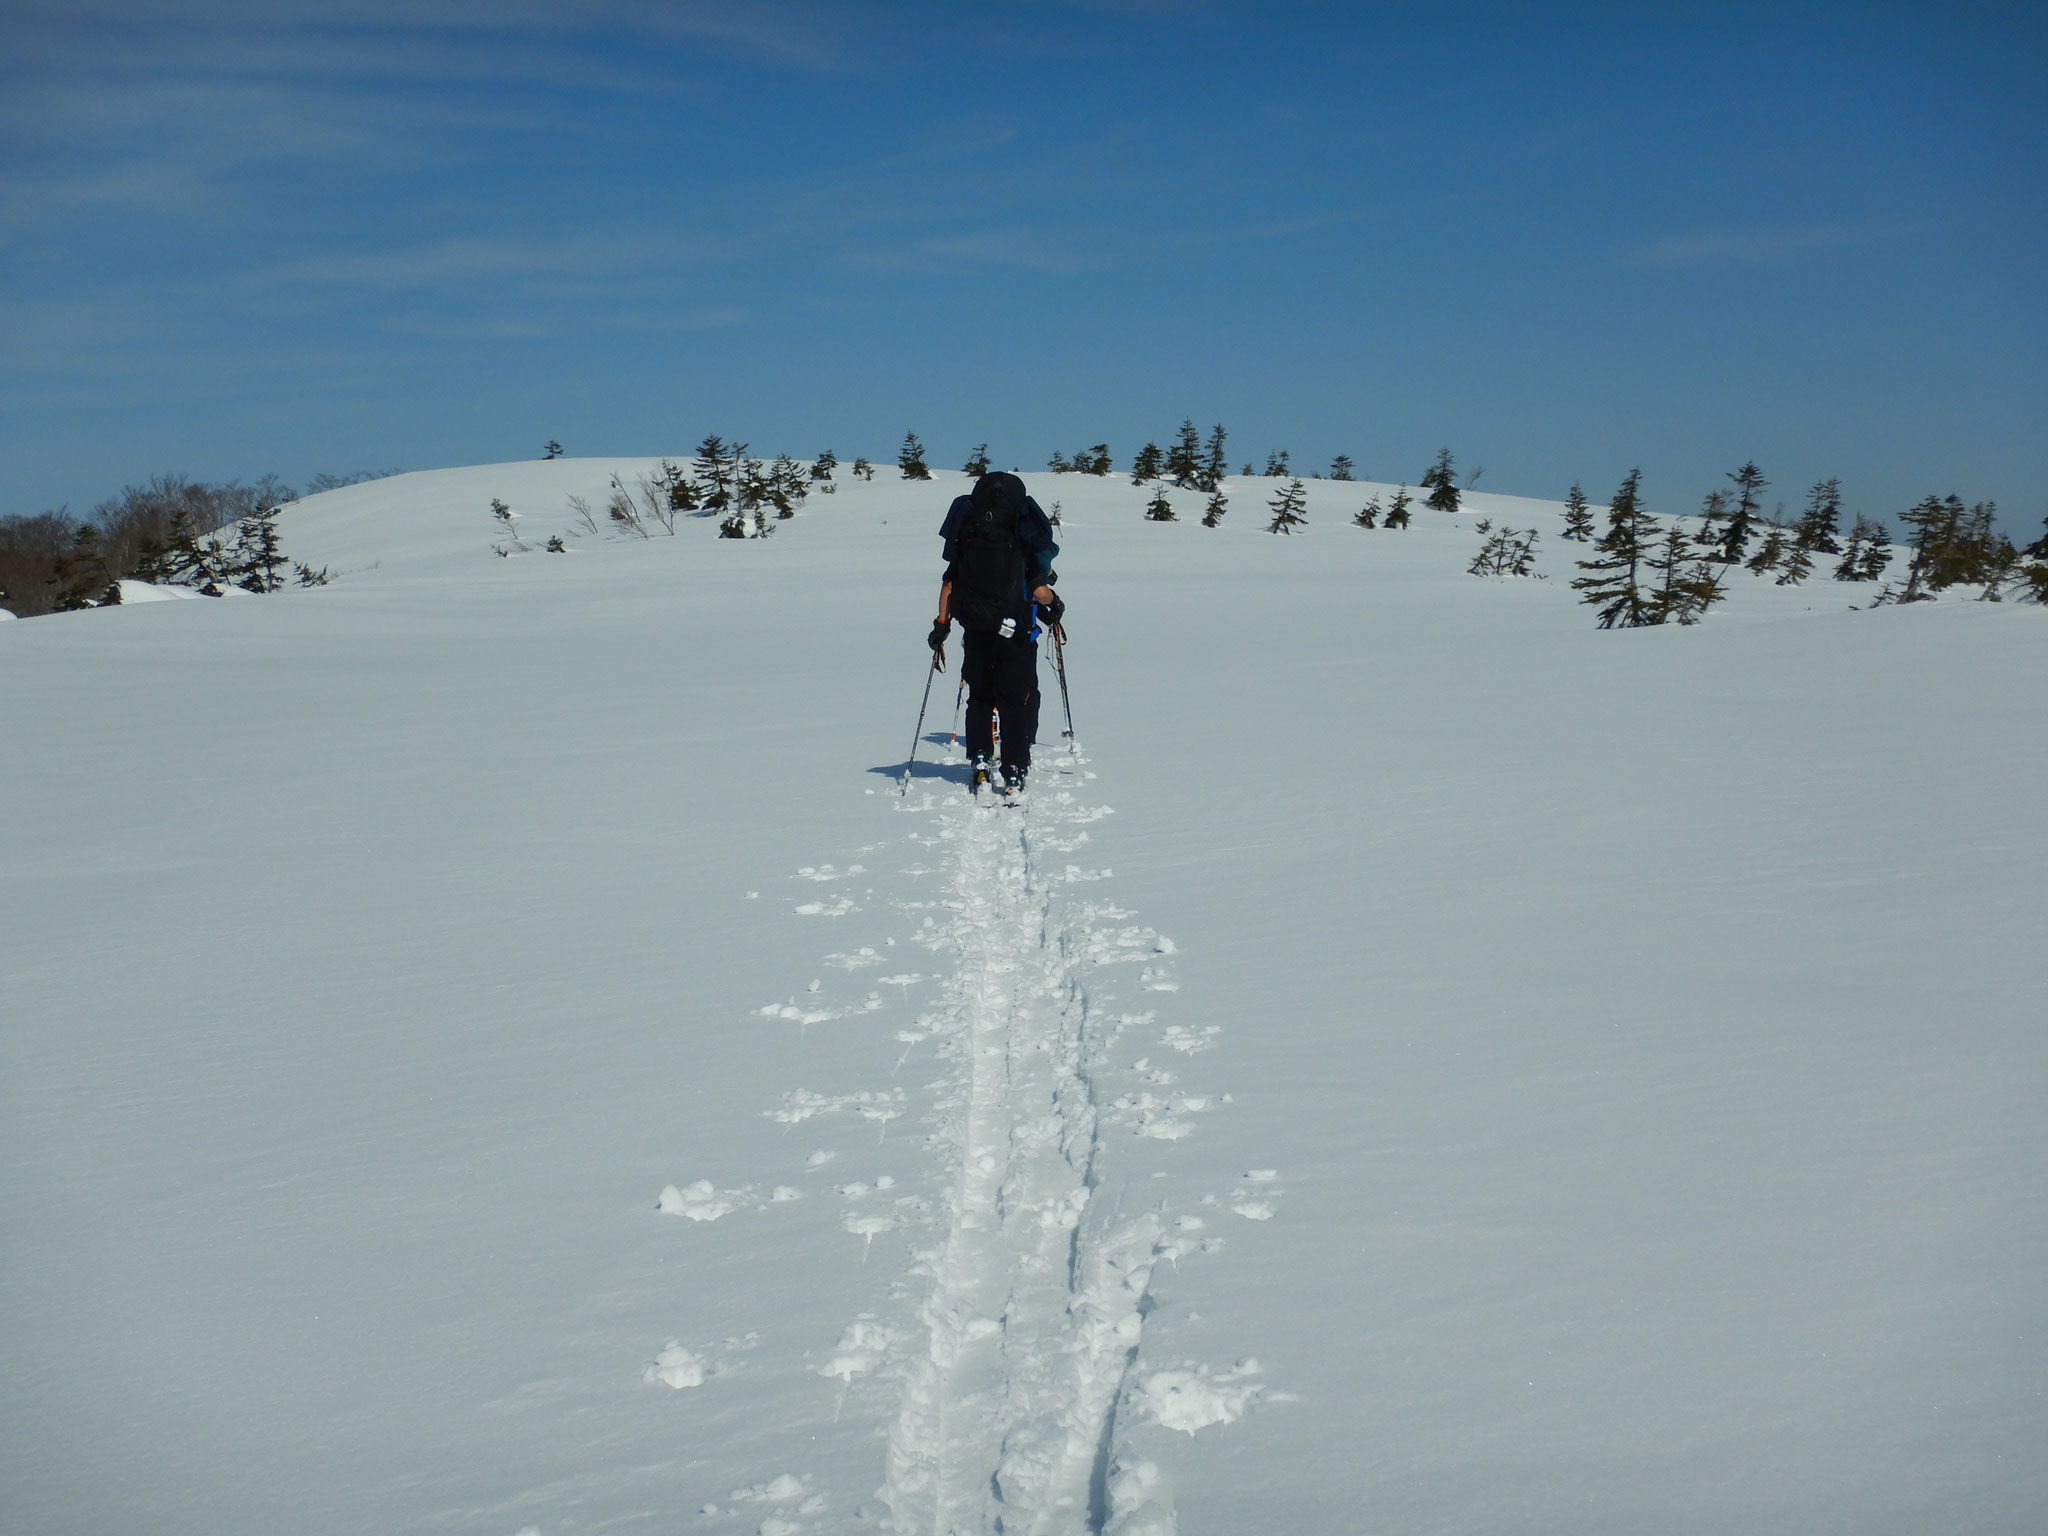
[656,1179,749,1222]
[842,1212,896,1260]
[793,897,856,917]
[643,1331,759,1390]
[1160,1024,1222,1054]
[1136,1359,1267,1435]
[721,1473,825,1528]
[1230,1169,1283,1220]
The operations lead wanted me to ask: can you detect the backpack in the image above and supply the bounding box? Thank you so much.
[949,497,1029,633]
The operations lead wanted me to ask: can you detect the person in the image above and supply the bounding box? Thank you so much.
[927,471,1063,796]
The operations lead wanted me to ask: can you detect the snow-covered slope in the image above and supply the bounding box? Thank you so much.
[3,463,2044,1536]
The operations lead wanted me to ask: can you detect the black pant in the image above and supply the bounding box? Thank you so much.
[960,624,1041,774]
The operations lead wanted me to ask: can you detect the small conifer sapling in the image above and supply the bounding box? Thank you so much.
[1561,483,1595,542]
[1267,478,1308,534]
[1570,468,1660,628]
[1202,425,1228,491]
[1421,448,1460,513]
[1167,420,1204,487]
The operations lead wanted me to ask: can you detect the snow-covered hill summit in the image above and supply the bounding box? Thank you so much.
[3,459,2043,1535]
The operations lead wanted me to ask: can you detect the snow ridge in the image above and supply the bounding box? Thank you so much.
[883,776,1176,1536]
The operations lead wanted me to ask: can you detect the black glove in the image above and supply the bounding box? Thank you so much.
[1039,592,1065,627]
[928,619,949,652]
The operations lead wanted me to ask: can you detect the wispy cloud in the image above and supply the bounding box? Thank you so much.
[1620,224,1887,269]
[7,0,865,73]
[274,233,737,289]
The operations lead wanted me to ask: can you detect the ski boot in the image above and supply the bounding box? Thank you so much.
[969,757,996,797]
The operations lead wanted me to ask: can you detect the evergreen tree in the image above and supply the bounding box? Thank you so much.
[1745,527,1788,577]
[1202,425,1228,491]
[1717,461,1767,563]
[1506,527,1540,577]
[1145,486,1177,522]
[1085,445,1113,476]
[1693,489,1730,557]
[1897,494,1957,599]
[665,462,701,512]
[1353,496,1380,529]
[1571,468,1659,628]
[1833,516,1894,582]
[293,561,331,586]
[159,508,205,586]
[963,443,991,476]
[233,504,289,591]
[1201,490,1227,528]
[2011,557,2048,605]
[769,455,807,517]
[1130,442,1164,484]
[1793,478,1843,554]
[1774,539,1814,586]
[190,534,232,595]
[693,435,736,513]
[51,523,111,610]
[1646,522,1724,624]
[542,440,562,460]
[1263,449,1290,477]
[1382,488,1413,528]
[1329,454,1355,481]
[1266,478,1307,534]
[1421,448,1460,513]
[852,457,874,481]
[1166,419,1205,487]
[1560,483,1595,542]
[898,433,932,480]
[811,448,838,482]
[1468,520,1540,577]
[1047,450,1070,473]
[2008,515,2048,603]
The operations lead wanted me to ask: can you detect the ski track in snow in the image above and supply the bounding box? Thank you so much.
[664,749,1274,1535]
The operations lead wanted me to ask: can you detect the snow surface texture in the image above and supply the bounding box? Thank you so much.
[3,461,2045,1535]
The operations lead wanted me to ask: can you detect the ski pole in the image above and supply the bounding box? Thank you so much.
[1050,622,1076,746]
[900,653,941,795]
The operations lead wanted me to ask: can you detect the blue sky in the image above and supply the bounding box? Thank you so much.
[4,1,2043,530]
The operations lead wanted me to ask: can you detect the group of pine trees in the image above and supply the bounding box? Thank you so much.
[567,436,875,542]
[1568,469,1723,627]
[1352,488,1415,530]
[1558,461,2048,627]
[0,471,353,617]
[1884,494,2048,604]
